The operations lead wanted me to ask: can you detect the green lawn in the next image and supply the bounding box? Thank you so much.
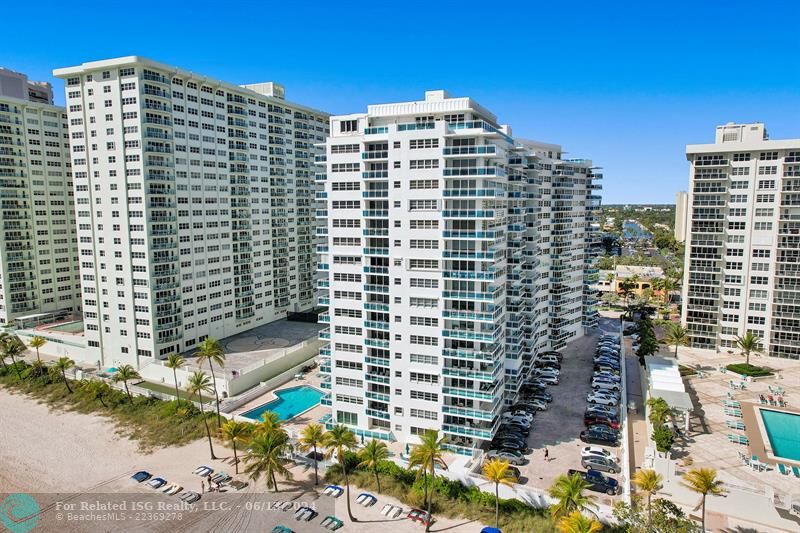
[135,380,213,404]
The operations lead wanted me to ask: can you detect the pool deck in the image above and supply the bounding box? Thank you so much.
[182,319,323,374]
[671,346,800,515]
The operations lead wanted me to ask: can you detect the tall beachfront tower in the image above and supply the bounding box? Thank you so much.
[683,122,800,359]
[0,68,81,326]
[317,90,601,451]
[54,57,328,368]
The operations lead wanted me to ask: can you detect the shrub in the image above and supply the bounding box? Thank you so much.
[652,425,674,453]
[726,363,772,377]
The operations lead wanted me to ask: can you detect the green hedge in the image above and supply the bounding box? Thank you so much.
[726,363,772,377]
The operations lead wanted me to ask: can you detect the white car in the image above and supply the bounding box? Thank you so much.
[501,414,532,426]
[534,368,560,377]
[592,379,621,391]
[504,410,534,422]
[537,374,560,385]
[581,446,615,461]
[523,399,549,411]
[587,392,619,406]
[593,373,621,383]
[486,449,526,465]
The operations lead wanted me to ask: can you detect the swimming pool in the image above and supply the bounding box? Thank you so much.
[241,385,323,422]
[760,409,800,462]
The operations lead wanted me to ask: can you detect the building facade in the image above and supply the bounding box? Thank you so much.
[0,69,80,325]
[318,91,601,450]
[54,57,328,368]
[675,190,688,242]
[682,122,800,359]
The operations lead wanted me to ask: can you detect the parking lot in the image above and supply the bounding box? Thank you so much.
[513,319,625,507]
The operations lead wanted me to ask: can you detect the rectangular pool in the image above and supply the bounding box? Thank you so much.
[241,385,323,422]
[760,409,800,462]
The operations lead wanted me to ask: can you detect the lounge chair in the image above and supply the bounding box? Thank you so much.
[321,516,343,531]
[738,435,750,445]
[193,466,213,475]
[359,494,376,507]
[294,506,316,521]
[271,526,294,533]
[323,484,342,496]
[165,484,183,495]
[778,464,790,475]
[389,506,403,518]
[792,466,800,478]
[381,504,394,516]
[211,472,229,483]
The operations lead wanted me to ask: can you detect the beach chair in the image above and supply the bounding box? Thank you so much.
[739,435,750,445]
[361,494,376,507]
[356,493,368,504]
[381,504,394,516]
[727,434,737,443]
[792,466,800,479]
[279,501,294,511]
[778,464,790,475]
[389,506,404,518]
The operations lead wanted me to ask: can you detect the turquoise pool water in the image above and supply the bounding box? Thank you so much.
[241,386,323,422]
[760,409,800,462]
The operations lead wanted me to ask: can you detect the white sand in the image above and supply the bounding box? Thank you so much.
[0,388,481,532]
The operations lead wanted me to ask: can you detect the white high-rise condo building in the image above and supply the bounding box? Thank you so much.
[0,68,81,325]
[53,57,328,368]
[682,122,800,359]
[318,91,601,450]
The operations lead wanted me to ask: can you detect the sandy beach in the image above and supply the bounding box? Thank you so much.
[0,388,480,532]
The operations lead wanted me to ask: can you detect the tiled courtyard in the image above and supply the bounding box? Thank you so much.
[675,347,800,501]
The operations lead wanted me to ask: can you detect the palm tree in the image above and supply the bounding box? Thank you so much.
[81,379,112,408]
[358,439,390,493]
[548,473,597,520]
[681,467,724,531]
[2,336,26,381]
[0,331,10,372]
[113,364,141,403]
[408,429,448,531]
[243,429,293,492]
[186,371,217,460]
[632,468,663,522]
[256,410,282,435]
[195,337,226,428]
[297,423,326,485]
[735,331,762,366]
[556,511,602,533]
[164,353,185,402]
[219,420,252,474]
[482,458,518,529]
[322,424,358,521]
[660,322,690,357]
[24,359,47,383]
[52,356,75,393]
[662,276,677,305]
[28,335,46,365]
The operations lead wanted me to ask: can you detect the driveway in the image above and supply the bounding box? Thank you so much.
[516,320,624,507]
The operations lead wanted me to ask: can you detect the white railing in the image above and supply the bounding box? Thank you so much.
[619,320,632,505]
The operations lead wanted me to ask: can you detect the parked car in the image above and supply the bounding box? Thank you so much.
[528,391,553,403]
[494,440,531,453]
[593,368,621,378]
[408,509,434,526]
[540,350,563,361]
[567,469,620,495]
[501,416,531,428]
[585,407,619,420]
[522,399,549,411]
[500,423,530,435]
[509,404,538,415]
[535,361,561,370]
[536,374,560,385]
[592,378,621,392]
[580,425,620,446]
[587,392,619,406]
[534,368,560,378]
[584,414,621,430]
[486,449,527,465]
[594,364,621,374]
[581,446,615,461]
[582,455,621,474]
[503,410,534,421]
[523,380,548,390]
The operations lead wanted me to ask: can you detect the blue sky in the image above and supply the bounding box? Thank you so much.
[5,0,800,203]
